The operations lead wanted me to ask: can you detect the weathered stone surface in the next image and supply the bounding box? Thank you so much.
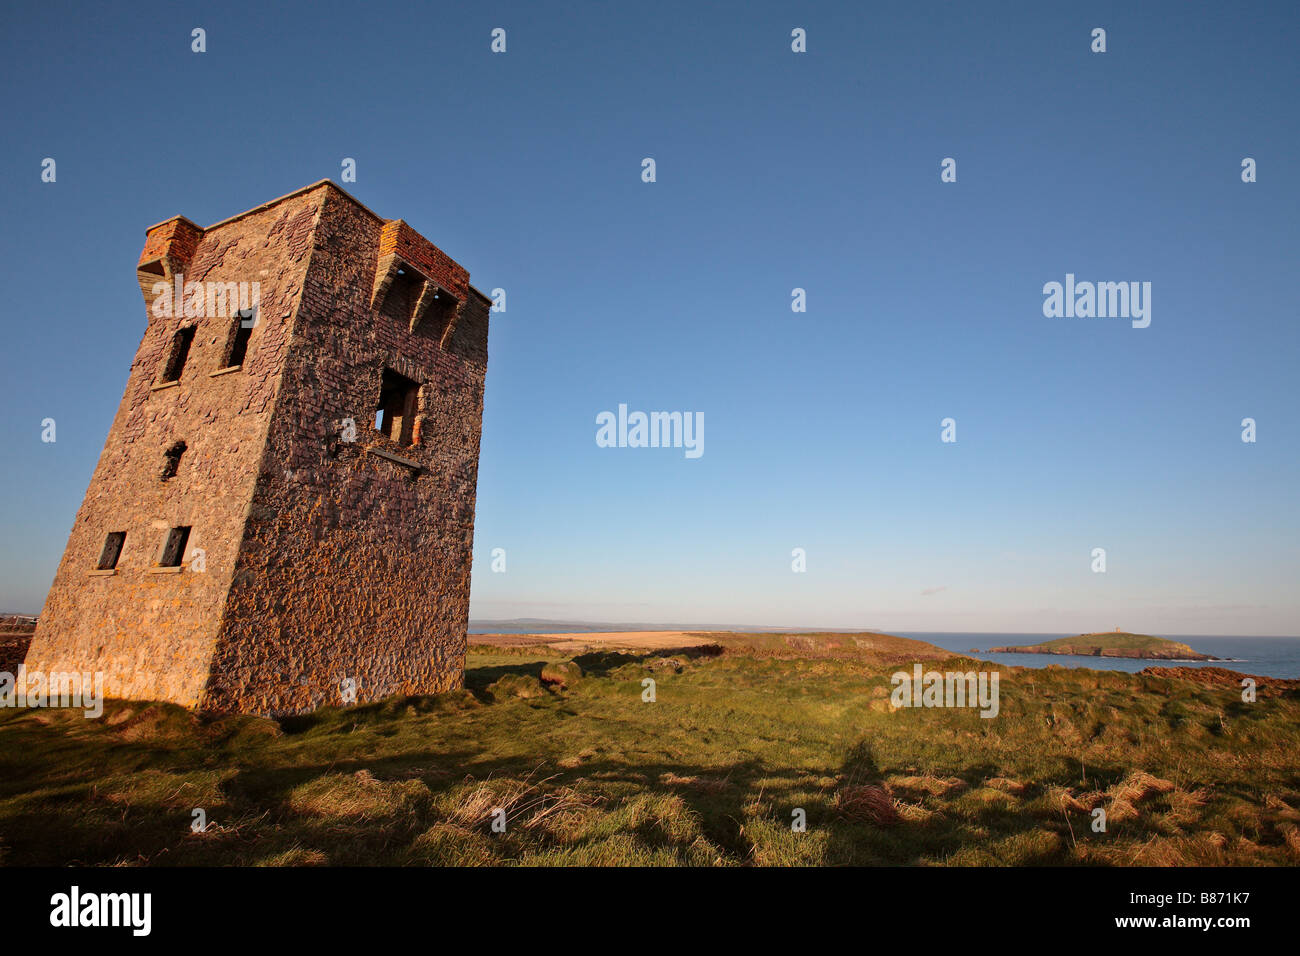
[25,181,490,715]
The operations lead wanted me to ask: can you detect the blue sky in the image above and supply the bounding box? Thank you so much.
[1,1,1297,635]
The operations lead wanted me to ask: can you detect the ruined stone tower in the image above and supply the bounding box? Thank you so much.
[24,181,491,715]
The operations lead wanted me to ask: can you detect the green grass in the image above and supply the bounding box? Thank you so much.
[0,637,1296,866]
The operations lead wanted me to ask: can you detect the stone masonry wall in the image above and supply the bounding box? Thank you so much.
[200,184,489,714]
[24,190,323,707]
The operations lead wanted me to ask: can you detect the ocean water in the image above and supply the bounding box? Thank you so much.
[898,633,1300,680]
[468,622,1300,679]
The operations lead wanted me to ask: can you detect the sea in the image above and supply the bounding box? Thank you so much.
[468,622,1300,679]
[898,633,1300,680]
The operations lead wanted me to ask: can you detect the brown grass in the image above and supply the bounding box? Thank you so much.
[833,785,901,826]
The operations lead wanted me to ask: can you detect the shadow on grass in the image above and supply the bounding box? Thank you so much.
[0,731,1234,866]
[1,677,1285,866]
[22,734,1149,864]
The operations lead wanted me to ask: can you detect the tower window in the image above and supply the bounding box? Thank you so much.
[161,441,187,481]
[97,532,126,570]
[225,309,255,367]
[429,290,458,343]
[374,368,420,446]
[160,325,196,383]
[382,268,423,322]
[158,526,191,568]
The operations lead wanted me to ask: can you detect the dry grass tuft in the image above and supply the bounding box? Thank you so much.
[254,847,331,866]
[1126,833,1236,866]
[1264,793,1299,817]
[1166,787,1211,824]
[110,704,198,742]
[1109,770,1176,804]
[658,772,731,794]
[1046,785,1091,813]
[445,772,604,835]
[1279,824,1300,858]
[834,784,901,826]
[888,773,966,800]
[895,801,935,823]
[556,747,599,769]
[287,769,432,820]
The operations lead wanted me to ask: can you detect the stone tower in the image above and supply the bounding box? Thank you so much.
[24,181,491,715]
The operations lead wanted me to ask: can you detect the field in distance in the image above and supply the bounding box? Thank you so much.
[472,629,952,658]
[0,631,1296,866]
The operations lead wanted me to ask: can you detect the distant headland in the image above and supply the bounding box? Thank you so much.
[986,631,1219,661]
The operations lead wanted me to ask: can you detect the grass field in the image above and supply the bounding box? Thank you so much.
[1,633,1297,866]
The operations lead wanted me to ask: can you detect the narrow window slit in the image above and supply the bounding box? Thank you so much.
[226,309,255,367]
[158,526,191,568]
[97,532,126,570]
[160,325,196,383]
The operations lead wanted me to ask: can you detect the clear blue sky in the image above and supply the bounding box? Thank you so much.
[2,1,1297,635]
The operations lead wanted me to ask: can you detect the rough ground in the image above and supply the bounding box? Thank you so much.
[1,632,1296,866]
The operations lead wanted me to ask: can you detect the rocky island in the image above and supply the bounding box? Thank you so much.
[986,632,1219,661]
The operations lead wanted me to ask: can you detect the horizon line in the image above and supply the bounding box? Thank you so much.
[467,618,1298,639]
